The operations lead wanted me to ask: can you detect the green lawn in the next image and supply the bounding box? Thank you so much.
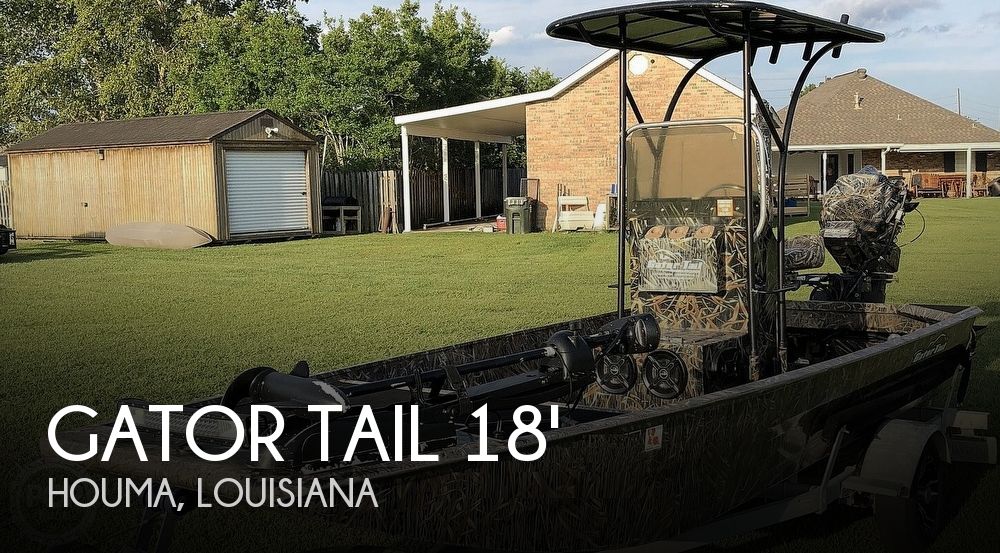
[1,198,997,552]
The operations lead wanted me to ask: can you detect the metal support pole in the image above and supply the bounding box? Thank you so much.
[616,21,628,318]
[401,126,412,232]
[741,35,759,367]
[777,41,842,374]
[881,148,888,173]
[441,138,450,223]
[821,151,828,195]
[966,148,973,198]
[664,55,719,122]
[501,143,509,197]
[474,141,482,218]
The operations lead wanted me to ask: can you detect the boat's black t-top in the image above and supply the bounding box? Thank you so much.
[546,1,883,58]
[547,2,887,396]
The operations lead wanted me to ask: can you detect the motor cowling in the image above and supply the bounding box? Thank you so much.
[221,363,349,411]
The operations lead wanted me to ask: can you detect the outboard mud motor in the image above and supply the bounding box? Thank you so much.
[791,166,918,302]
[123,315,661,468]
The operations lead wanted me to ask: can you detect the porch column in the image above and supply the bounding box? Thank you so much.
[441,138,450,223]
[881,148,888,173]
[821,151,829,195]
[401,126,412,232]
[966,148,973,198]
[474,141,482,218]
[501,143,509,197]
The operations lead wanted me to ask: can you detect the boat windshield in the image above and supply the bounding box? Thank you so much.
[627,122,757,203]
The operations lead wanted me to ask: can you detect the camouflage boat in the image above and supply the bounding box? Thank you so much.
[54,3,994,553]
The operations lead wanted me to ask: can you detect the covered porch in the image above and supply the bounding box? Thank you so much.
[779,144,900,196]
[779,143,1000,198]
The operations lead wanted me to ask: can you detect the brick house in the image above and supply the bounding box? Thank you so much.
[778,68,1000,196]
[394,50,743,231]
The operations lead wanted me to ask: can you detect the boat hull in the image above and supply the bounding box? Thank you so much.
[53,302,981,552]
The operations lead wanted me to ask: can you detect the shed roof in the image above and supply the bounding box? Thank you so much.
[778,69,1000,149]
[5,109,289,153]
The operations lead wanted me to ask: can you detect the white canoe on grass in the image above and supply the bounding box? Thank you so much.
[106,223,214,250]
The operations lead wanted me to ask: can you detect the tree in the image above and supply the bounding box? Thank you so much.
[312,2,423,168]
[0,0,313,147]
[1,0,174,144]
[799,83,818,97]
[167,0,321,123]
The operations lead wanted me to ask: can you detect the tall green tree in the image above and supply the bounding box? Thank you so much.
[1,0,173,144]
[313,2,423,167]
[0,0,312,146]
[167,0,321,122]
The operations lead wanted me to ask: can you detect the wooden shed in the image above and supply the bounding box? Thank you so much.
[4,109,321,241]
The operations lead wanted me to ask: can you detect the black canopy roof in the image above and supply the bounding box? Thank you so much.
[546,1,884,59]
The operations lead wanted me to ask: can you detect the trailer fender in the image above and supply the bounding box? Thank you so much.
[845,419,949,499]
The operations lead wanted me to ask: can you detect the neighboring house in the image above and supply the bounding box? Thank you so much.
[778,69,1000,196]
[5,110,321,240]
[395,50,743,231]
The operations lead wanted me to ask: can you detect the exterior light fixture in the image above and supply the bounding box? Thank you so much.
[628,54,651,76]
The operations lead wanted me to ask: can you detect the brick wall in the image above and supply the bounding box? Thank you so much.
[879,151,1000,184]
[861,150,945,176]
[861,149,881,168]
[526,54,743,229]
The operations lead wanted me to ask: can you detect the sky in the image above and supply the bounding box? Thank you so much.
[299,0,1000,127]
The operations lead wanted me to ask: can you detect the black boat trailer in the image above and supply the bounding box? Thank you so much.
[629,406,996,553]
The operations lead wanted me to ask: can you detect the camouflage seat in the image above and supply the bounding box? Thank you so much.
[785,235,825,271]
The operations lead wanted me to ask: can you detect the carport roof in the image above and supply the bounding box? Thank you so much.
[5,109,283,153]
[394,50,743,143]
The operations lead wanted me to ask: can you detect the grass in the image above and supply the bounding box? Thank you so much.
[0,198,997,552]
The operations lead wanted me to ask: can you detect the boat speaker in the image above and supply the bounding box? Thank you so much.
[642,351,687,399]
[596,355,638,395]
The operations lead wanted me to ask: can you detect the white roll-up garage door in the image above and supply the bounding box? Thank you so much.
[224,150,309,235]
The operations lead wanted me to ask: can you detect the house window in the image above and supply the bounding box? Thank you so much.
[976,152,988,172]
[847,153,856,174]
[943,152,956,173]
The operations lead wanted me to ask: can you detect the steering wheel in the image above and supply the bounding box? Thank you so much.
[701,184,744,198]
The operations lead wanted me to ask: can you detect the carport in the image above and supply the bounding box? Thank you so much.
[394,52,618,232]
[395,98,523,232]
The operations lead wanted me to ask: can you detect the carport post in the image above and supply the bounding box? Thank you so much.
[474,141,482,218]
[966,148,973,198]
[442,138,450,223]
[821,151,829,195]
[880,148,887,173]
[502,144,509,196]
[401,126,412,232]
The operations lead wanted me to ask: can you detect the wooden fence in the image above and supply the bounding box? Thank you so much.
[321,167,527,232]
[320,170,400,234]
[0,180,12,229]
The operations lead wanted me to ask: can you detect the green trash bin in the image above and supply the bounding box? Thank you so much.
[504,197,534,234]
